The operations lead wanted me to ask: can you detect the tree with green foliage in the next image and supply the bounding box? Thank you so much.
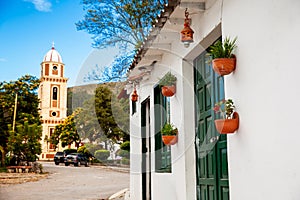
[76,0,167,82]
[51,110,81,149]
[60,113,80,148]
[75,83,129,144]
[94,84,129,142]
[67,89,93,116]
[0,145,4,167]
[0,75,40,166]
[49,124,63,150]
[7,121,42,165]
[75,100,105,142]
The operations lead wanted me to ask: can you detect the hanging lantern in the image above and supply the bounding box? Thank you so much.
[181,8,194,48]
[131,88,138,102]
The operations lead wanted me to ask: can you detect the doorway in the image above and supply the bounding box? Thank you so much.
[194,51,230,199]
[141,98,151,200]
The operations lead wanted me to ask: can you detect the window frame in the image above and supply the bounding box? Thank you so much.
[154,85,172,173]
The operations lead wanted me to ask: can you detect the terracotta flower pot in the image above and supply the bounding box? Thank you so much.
[212,57,236,76]
[214,112,239,134]
[162,135,178,145]
[161,85,176,97]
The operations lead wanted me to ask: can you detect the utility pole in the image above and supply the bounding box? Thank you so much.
[12,92,18,132]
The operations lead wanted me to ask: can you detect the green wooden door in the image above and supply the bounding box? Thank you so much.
[194,51,229,200]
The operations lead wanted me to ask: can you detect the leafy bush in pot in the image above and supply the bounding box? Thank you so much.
[208,37,237,59]
[161,123,178,136]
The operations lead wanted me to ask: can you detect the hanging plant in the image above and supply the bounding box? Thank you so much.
[159,72,177,97]
[213,99,239,134]
[161,123,178,145]
[208,37,237,76]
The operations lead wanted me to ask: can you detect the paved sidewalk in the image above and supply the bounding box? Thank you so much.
[89,164,131,200]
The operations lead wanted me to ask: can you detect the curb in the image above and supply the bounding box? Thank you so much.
[90,164,130,173]
[108,188,130,200]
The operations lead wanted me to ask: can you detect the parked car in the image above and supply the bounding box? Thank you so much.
[54,151,64,165]
[64,153,89,167]
[54,149,78,165]
[63,149,77,157]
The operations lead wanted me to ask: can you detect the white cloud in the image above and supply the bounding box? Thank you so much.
[0,58,7,62]
[25,0,52,12]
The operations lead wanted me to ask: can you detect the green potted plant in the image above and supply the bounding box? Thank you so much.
[161,123,178,145]
[213,99,239,134]
[159,72,177,97]
[208,37,237,76]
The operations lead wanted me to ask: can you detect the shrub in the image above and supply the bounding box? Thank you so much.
[94,149,110,161]
[0,167,7,173]
[77,146,93,159]
[121,158,130,165]
[117,149,130,159]
[32,162,43,174]
[77,146,87,154]
[120,141,130,151]
[84,143,103,156]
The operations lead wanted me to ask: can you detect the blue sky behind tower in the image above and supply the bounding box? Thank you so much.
[0,0,117,86]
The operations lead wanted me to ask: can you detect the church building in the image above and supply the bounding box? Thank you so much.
[38,44,68,160]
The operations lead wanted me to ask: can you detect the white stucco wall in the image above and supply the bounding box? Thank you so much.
[129,1,223,199]
[130,53,196,200]
[130,0,300,199]
[222,0,300,199]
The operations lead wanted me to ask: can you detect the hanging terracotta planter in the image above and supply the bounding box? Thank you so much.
[131,88,138,102]
[212,57,236,76]
[161,123,178,145]
[159,72,177,97]
[214,112,239,134]
[161,85,176,97]
[208,37,237,76]
[162,135,178,145]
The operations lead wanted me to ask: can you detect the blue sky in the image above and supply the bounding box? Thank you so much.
[0,0,117,87]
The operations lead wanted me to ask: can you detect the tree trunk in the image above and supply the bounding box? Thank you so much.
[0,149,5,167]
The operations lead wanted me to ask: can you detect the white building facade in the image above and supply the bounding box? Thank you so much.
[38,45,68,160]
[127,0,300,199]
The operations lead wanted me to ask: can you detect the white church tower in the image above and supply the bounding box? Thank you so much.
[38,43,68,160]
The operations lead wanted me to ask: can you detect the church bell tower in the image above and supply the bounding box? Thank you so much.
[38,43,68,160]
